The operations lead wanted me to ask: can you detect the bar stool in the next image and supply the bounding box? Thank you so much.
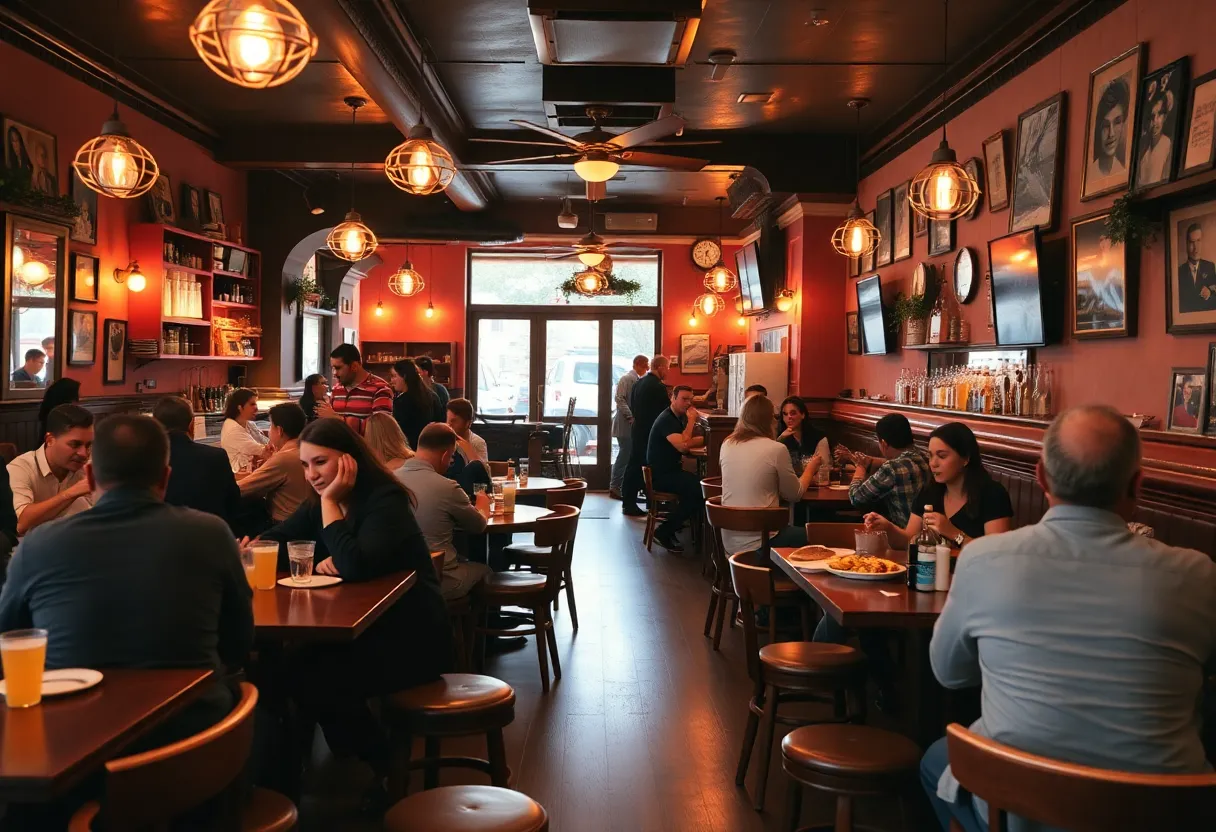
[384,674,516,799]
[641,465,678,551]
[699,476,723,575]
[504,479,588,630]
[385,785,548,832]
[780,723,920,831]
[729,553,868,812]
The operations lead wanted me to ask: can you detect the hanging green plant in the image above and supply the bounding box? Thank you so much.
[1104,192,1157,246]
[558,271,642,301]
[0,167,80,220]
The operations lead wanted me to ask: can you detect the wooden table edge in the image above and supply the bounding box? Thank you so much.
[255,569,418,643]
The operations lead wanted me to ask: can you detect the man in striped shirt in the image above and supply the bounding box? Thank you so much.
[317,344,392,435]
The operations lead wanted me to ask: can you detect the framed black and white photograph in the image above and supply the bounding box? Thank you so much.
[860,211,876,273]
[68,309,96,366]
[874,189,893,267]
[1166,366,1207,434]
[962,158,983,220]
[928,219,954,257]
[988,228,1046,347]
[70,171,97,246]
[982,130,1010,212]
[205,189,225,226]
[71,252,99,303]
[679,333,709,374]
[892,180,911,262]
[914,209,928,239]
[1010,92,1066,233]
[181,184,203,229]
[1071,213,1134,339]
[1081,45,1143,201]
[846,312,861,355]
[104,318,127,384]
[1207,343,1216,435]
[3,117,58,195]
[1180,68,1216,179]
[1133,57,1189,190]
[1166,197,1216,333]
[147,174,174,224]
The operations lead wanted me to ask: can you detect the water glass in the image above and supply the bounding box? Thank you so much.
[817,464,831,486]
[519,462,529,486]
[287,541,315,584]
[251,542,279,590]
[1,629,48,708]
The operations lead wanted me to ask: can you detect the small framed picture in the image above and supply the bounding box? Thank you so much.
[679,333,709,374]
[982,130,1010,212]
[1166,196,1216,334]
[860,211,876,272]
[846,312,861,355]
[147,174,175,224]
[3,117,58,195]
[70,171,98,246]
[340,294,354,314]
[914,208,928,239]
[68,309,96,366]
[104,318,127,384]
[1080,45,1143,201]
[928,219,954,257]
[1180,68,1216,179]
[892,181,911,262]
[874,189,893,267]
[1133,57,1189,190]
[205,190,225,226]
[71,252,99,303]
[181,184,203,229]
[226,249,247,275]
[1010,92,1066,233]
[1166,366,1207,434]
[1071,212,1135,339]
[962,158,983,219]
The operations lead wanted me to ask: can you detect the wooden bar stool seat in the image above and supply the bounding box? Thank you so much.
[761,642,866,677]
[385,785,548,832]
[642,465,679,551]
[780,724,921,832]
[385,674,516,798]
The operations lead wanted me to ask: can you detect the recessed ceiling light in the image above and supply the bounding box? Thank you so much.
[737,92,775,105]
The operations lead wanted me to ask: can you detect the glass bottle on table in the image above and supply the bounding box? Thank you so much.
[910,510,938,592]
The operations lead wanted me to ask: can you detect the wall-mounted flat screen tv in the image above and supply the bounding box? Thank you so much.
[855,274,888,355]
[734,242,763,313]
[988,228,1046,347]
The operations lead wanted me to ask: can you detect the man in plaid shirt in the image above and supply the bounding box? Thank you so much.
[836,413,929,528]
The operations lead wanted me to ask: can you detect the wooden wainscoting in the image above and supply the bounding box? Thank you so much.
[0,394,167,455]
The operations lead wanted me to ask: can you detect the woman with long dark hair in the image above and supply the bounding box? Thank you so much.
[865,422,1013,548]
[389,358,442,449]
[298,373,328,422]
[37,377,80,439]
[220,388,270,472]
[777,396,831,473]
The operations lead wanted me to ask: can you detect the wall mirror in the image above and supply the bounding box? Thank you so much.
[4,214,66,400]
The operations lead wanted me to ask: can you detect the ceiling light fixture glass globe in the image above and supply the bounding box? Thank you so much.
[72,112,160,199]
[577,250,606,267]
[694,291,725,317]
[831,201,881,258]
[908,139,980,221]
[189,0,318,89]
[326,211,378,262]
[385,123,457,195]
[387,261,425,297]
[573,151,619,183]
[703,262,738,293]
[774,288,795,312]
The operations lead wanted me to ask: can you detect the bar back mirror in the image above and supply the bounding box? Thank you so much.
[4,214,66,400]
[928,348,1032,373]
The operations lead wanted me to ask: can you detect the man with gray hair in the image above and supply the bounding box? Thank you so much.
[609,354,649,499]
[920,405,1216,832]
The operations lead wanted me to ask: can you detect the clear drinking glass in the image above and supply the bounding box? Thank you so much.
[1,629,48,708]
[518,462,529,486]
[287,541,315,583]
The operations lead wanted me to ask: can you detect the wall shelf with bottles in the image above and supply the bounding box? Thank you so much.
[893,353,1055,420]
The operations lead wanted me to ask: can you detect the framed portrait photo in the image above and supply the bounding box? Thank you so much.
[104,318,127,384]
[205,190,225,226]
[71,252,99,303]
[928,218,954,257]
[1180,68,1216,179]
[3,118,58,196]
[1080,45,1143,201]
[1071,213,1135,339]
[1166,366,1207,434]
[147,174,174,224]
[874,189,893,267]
[679,333,709,374]
[982,130,1010,212]
[1133,57,1189,190]
[846,312,861,355]
[68,309,96,366]
[1010,92,1066,233]
[70,171,97,246]
[1166,197,1216,334]
[892,181,911,262]
[181,184,203,229]
[860,211,876,273]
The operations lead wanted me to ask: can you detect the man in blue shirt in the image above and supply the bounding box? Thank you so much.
[922,405,1216,831]
[645,385,704,552]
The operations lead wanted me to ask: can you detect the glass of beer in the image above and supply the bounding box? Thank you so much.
[1,629,48,708]
[503,482,516,514]
[251,542,279,590]
[287,541,315,584]
[240,546,257,589]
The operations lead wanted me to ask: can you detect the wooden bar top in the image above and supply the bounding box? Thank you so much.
[0,667,214,802]
[253,569,416,642]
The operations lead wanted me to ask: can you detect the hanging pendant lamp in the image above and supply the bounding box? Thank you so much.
[694,291,725,318]
[326,97,378,262]
[386,120,457,195]
[703,196,738,293]
[908,0,979,221]
[832,99,881,258]
[189,0,317,89]
[387,242,425,297]
[573,267,608,296]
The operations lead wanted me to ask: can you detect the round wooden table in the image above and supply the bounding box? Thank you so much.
[493,476,566,496]
[484,503,554,532]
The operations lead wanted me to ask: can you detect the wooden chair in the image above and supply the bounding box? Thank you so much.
[729,553,868,812]
[641,465,679,551]
[504,479,588,630]
[803,522,862,549]
[0,442,17,464]
[68,682,296,831]
[432,550,477,671]
[474,506,580,693]
[699,476,723,575]
[944,723,1216,831]
[385,785,548,832]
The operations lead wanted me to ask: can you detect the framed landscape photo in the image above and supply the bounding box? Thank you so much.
[1180,68,1216,179]
[71,252,99,303]
[104,318,127,384]
[1080,45,1143,201]
[68,309,96,366]
[1010,92,1066,233]
[1166,197,1216,333]
[679,333,709,374]
[860,211,876,272]
[892,181,911,262]
[1166,366,1207,434]
[983,130,1010,212]
[1133,57,1189,190]
[874,189,893,267]
[846,312,861,355]
[3,117,58,195]
[1071,212,1134,339]
[928,219,954,257]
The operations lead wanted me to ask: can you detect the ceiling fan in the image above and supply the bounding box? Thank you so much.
[531,201,655,267]
[471,106,717,183]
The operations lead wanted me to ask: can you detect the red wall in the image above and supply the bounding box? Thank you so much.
[0,41,247,397]
[844,0,1216,415]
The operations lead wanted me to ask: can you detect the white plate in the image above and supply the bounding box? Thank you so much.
[785,546,854,571]
[0,668,103,699]
[828,484,851,491]
[825,560,907,581]
[277,575,343,589]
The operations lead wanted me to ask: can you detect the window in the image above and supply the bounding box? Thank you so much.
[469,252,660,307]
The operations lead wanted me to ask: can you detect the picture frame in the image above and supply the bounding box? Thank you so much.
[1207,342,1216,436]
[1165,196,1216,334]
[1071,212,1136,339]
[1179,68,1216,179]
[3,117,58,196]
[70,171,97,246]
[71,252,99,303]
[874,189,893,267]
[205,189,225,226]
[679,333,710,373]
[341,294,354,314]
[892,181,911,262]
[962,158,983,220]
[103,318,127,384]
[914,208,928,239]
[988,228,1047,347]
[860,211,876,272]
[758,324,790,354]
[147,174,175,224]
[982,130,1010,212]
[1133,57,1189,190]
[226,249,247,275]
[846,311,861,355]
[1010,92,1067,233]
[1166,366,1207,434]
[68,309,96,366]
[1080,45,1143,201]
[180,183,204,229]
[928,219,954,257]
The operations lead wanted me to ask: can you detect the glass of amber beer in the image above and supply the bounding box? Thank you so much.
[1,629,48,708]
[251,542,279,591]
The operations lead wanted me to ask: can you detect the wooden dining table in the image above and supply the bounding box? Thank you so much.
[252,569,417,642]
[484,503,554,533]
[0,667,215,802]
[506,476,566,496]
[800,484,857,510]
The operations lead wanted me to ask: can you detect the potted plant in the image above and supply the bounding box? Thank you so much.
[286,274,329,313]
[891,292,932,346]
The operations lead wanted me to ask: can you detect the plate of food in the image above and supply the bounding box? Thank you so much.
[824,554,906,580]
[785,545,853,570]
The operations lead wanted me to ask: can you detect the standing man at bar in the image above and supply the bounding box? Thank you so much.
[8,404,94,536]
[609,354,648,500]
[622,355,670,517]
[318,344,392,435]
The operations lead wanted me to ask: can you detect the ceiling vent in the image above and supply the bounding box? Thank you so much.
[727,168,774,221]
[542,66,674,129]
[603,212,658,232]
[527,0,702,66]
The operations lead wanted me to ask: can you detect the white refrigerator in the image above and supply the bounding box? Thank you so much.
[726,352,789,416]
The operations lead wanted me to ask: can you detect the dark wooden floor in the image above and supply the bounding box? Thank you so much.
[299,494,934,831]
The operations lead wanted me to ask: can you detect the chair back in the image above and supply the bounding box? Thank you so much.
[90,682,259,829]
[803,522,863,550]
[532,505,581,596]
[704,495,788,557]
[642,465,655,499]
[488,461,509,477]
[547,479,588,509]
[945,723,1216,831]
[727,552,773,682]
[430,551,445,581]
[527,432,547,472]
[700,476,722,500]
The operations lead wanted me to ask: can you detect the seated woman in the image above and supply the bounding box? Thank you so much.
[220,388,271,472]
[864,421,1014,549]
[298,372,328,422]
[257,419,451,797]
[719,394,818,555]
[777,395,832,474]
[363,411,414,472]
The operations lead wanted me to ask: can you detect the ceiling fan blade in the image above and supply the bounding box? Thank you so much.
[608,115,684,149]
[468,137,569,147]
[645,140,724,146]
[508,119,586,149]
[485,152,581,165]
[603,245,660,254]
[618,150,708,171]
[545,252,579,260]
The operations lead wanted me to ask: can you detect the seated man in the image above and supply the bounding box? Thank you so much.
[445,397,489,467]
[8,403,94,536]
[238,402,310,525]
[922,405,1216,832]
[743,383,767,399]
[647,385,705,553]
[154,396,241,532]
[11,348,46,387]
[835,412,929,529]
[0,414,253,749]
[395,423,492,600]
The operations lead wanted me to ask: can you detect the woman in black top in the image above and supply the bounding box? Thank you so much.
[865,422,1013,548]
[37,377,80,439]
[389,358,442,449]
[297,373,328,422]
[776,396,832,470]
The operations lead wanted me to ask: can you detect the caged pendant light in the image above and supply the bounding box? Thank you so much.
[387,242,425,297]
[385,119,457,196]
[326,97,378,262]
[831,99,881,259]
[702,196,738,293]
[694,291,725,318]
[189,0,318,90]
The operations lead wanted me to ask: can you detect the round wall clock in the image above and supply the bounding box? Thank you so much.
[692,238,721,269]
[954,247,977,304]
